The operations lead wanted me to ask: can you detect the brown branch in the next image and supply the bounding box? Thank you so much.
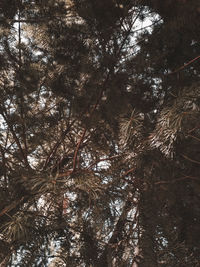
[187,134,200,142]
[72,128,87,171]
[130,18,162,34]
[0,255,11,267]
[18,8,22,67]
[56,170,73,179]
[0,145,8,185]
[87,155,121,170]
[72,68,113,172]
[155,175,199,185]
[3,39,20,66]
[0,197,24,218]
[117,8,143,59]
[0,111,30,167]
[43,119,76,170]
[43,91,100,172]
[188,125,200,133]
[182,154,200,165]
[97,197,133,266]
[122,167,135,178]
[168,55,200,75]
[19,95,28,164]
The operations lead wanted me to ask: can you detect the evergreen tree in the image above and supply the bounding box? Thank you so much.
[0,1,200,266]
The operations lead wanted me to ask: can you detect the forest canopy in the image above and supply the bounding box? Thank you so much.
[0,0,200,266]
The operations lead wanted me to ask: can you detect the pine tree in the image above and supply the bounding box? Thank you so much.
[0,1,200,266]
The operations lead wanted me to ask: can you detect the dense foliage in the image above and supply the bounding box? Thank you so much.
[0,1,200,266]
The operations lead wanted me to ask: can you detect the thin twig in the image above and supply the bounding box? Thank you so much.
[72,128,87,171]
[188,125,200,133]
[182,154,200,165]
[155,175,199,185]
[0,110,30,167]
[187,134,200,142]
[87,155,121,170]
[43,119,76,170]
[168,55,200,75]
[72,69,113,171]
[122,167,135,178]
[0,197,25,218]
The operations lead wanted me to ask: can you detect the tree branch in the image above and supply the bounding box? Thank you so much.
[168,55,200,75]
